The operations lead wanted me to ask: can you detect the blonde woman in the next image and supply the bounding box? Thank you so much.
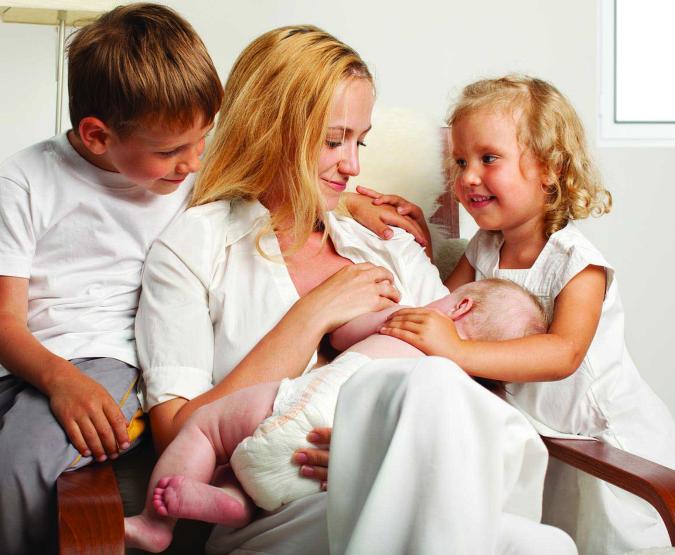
[135,28,568,554]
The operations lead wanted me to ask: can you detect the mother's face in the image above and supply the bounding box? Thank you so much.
[318,78,375,211]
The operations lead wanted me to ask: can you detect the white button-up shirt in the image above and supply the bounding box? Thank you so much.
[136,199,448,411]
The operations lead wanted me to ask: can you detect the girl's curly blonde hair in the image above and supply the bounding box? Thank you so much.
[448,75,611,236]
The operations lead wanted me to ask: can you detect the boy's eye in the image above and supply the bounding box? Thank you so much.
[455,159,467,168]
[157,149,179,158]
[482,154,497,164]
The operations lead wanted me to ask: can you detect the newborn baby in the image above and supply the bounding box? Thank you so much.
[125,278,546,552]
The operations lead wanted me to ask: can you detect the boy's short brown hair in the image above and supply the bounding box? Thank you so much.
[67,2,222,134]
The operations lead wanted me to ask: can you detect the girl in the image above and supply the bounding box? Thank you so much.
[380,75,675,554]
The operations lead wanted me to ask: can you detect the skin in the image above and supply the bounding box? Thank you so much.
[147,79,400,493]
[380,108,607,383]
[0,117,214,462]
[68,116,212,195]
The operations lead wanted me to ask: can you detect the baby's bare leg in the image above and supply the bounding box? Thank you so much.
[125,381,279,552]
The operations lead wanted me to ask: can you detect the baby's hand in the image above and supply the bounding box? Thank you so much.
[380,307,461,358]
[47,363,130,462]
[293,427,331,491]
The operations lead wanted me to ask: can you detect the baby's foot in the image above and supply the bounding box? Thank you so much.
[153,475,252,527]
[124,513,174,553]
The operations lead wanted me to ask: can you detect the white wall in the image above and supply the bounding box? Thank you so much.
[1,0,673,413]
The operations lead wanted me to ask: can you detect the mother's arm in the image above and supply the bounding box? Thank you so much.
[138,237,401,453]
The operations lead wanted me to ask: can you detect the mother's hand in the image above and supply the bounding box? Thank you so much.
[302,263,401,333]
[293,427,331,490]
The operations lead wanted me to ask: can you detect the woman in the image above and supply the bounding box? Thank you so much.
[136,25,572,554]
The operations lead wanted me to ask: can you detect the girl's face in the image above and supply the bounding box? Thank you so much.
[451,109,548,237]
[318,78,374,211]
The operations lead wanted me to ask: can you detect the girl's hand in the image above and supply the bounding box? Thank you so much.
[301,263,401,333]
[380,307,461,358]
[293,427,331,491]
[346,187,432,256]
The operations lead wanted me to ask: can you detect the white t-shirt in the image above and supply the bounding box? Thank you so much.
[0,133,192,375]
[136,198,449,410]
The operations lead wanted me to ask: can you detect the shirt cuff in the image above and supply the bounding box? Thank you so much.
[140,365,213,412]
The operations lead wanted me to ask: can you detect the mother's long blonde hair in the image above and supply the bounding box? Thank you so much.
[191,25,372,254]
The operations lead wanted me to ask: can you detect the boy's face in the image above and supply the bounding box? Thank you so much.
[99,119,212,195]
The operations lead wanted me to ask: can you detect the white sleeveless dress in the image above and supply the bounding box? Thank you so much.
[465,221,675,554]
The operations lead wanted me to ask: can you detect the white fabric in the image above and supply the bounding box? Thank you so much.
[0,133,191,374]
[465,222,675,554]
[136,199,448,410]
[231,351,371,511]
[327,357,576,555]
[138,199,571,553]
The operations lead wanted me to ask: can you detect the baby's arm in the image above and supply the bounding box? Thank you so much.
[330,305,404,351]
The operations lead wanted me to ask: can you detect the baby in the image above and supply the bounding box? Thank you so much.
[125,278,546,552]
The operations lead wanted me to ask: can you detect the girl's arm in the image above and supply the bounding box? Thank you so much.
[382,265,606,382]
[344,186,432,257]
[443,254,474,291]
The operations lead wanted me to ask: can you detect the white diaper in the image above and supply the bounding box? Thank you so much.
[230,351,371,511]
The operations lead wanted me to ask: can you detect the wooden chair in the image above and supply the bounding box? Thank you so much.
[57,129,675,554]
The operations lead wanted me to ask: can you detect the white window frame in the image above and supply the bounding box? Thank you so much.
[599,0,675,146]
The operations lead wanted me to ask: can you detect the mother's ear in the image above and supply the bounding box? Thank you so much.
[449,297,473,321]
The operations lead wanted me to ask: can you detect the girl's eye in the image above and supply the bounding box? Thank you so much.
[157,149,179,158]
[455,159,467,168]
[482,155,497,164]
[357,141,367,148]
[326,140,342,149]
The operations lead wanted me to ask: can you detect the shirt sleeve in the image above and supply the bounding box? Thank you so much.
[0,177,35,278]
[135,217,216,411]
[393,230,450,306]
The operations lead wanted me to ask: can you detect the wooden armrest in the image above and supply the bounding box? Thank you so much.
[57,462,124,555]
[543,436,675,545]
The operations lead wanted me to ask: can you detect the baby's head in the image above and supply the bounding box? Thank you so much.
[66,3,222,193]
[446,279,546,342]
[448,75,611,236]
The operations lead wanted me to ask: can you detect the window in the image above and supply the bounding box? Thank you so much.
[599,0,675,145]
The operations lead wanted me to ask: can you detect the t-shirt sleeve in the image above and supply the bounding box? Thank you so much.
[550,244,615,301]
[135,217,216,411]
[0,177,35,278]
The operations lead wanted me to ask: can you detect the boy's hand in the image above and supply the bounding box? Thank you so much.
[380,307,460,358]
[46,363,130,461]
[293,427,331,491]
[346,187,431,255]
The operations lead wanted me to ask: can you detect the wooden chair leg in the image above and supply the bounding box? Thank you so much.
[57,463,124,555]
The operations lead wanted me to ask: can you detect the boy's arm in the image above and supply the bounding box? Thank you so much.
[0,276,129,461]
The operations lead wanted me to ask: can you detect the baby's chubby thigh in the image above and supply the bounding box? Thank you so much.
[187,382,281,462]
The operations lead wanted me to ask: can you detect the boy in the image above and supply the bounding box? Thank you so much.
[125,278,547,553]
[0,4,222,553]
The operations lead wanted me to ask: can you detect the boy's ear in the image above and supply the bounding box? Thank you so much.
[78,117,113,155]
[449,297,473,321]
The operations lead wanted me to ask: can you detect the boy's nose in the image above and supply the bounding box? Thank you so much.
[176,148,201,175]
